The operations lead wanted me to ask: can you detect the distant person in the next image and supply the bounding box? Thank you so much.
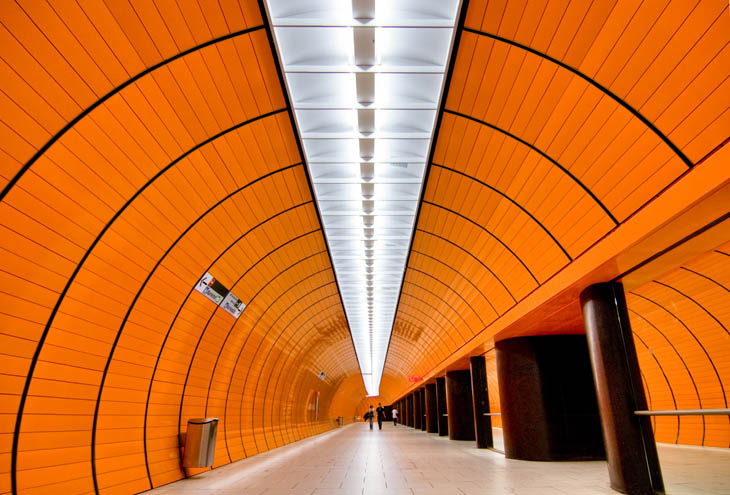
[366,405,374,430]
[391,406,398,426]
[376,402,386,430]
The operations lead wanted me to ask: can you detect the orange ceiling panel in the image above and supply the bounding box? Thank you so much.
[384,0,730,413]
[0,1,363,494]
[0,0,265,190]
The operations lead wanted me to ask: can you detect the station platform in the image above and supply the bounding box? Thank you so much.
[146,423,730,495]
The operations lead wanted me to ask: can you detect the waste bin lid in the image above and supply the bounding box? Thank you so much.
[188,418,219,424]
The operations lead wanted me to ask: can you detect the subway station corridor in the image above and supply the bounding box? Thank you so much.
[1,0,729,494]
[145,424,730,495]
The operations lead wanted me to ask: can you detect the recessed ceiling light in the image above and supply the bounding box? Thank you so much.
[268,0,460,396]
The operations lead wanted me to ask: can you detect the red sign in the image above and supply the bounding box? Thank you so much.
[407,375,421,383]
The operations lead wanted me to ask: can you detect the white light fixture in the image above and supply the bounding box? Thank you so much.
[267,0,460,396]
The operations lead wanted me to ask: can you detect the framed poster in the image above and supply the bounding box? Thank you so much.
[195,272,226,305]
[221,292,245,318]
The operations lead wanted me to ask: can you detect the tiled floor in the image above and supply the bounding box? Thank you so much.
[146,423,730,495]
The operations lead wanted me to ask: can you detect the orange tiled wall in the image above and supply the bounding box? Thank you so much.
[0,2,363,493]
[484,350,501,429]
[630,245,730,448]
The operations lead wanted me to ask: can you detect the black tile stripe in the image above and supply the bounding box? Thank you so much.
[442,110,618,224]
[615,211,730,282]
[394,306,454,357]
[399,299,461,350]
[0,25,266,205]
[416,228,517,305]
[400,287,473,341]
[679,267,730,296]
[410,248,498,318]
[462,27,694,169]
[406,266,487,328]
[632,327,680,443]
[431,164,572,260]
[422,200,540,284]
[653,280,730,342]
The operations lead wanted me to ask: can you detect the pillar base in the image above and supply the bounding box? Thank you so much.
[425,383,438,433]
[496,335,605,461]
[470,355,493,449]
[446,370,476,441]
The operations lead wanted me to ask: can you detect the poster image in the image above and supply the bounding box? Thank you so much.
[195,272,225,305]
[221,292,246,318]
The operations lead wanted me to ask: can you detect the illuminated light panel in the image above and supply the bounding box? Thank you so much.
[267,0,460,396]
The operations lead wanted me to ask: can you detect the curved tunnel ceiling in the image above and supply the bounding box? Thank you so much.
[382,0,729,409]
[0,1,363,493]
[0,0,729,493]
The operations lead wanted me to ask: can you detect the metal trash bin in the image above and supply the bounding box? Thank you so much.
[182,418,218,468]
[338,416,344,426]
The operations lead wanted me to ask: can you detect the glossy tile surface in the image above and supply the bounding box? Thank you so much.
[146,424,730,494]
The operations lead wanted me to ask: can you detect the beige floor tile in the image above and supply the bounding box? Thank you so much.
[145,423,730,495]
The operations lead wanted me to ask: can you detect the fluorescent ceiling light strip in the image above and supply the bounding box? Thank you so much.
[268,0,460,396]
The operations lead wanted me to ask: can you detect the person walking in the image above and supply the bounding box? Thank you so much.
[376,402,386,430]
[391,406,398,426]
[366,405,374,430]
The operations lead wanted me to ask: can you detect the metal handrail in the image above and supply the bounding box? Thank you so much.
[634,408,730,416]
[434,410,730,417]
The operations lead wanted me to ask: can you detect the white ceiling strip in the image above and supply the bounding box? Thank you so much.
[267,0,460,396]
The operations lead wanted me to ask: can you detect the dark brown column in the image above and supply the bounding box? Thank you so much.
[470,355,493,448]
[408,392,416,428]
[497,338,548,459]
[413,389,422,430]
[410,393,417,428]
[445,370,476,441]
[496,335,604,461]
[424,383,438,433]
[420,387,427,431]
[435,377,448,436]
[581,282,664,494]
